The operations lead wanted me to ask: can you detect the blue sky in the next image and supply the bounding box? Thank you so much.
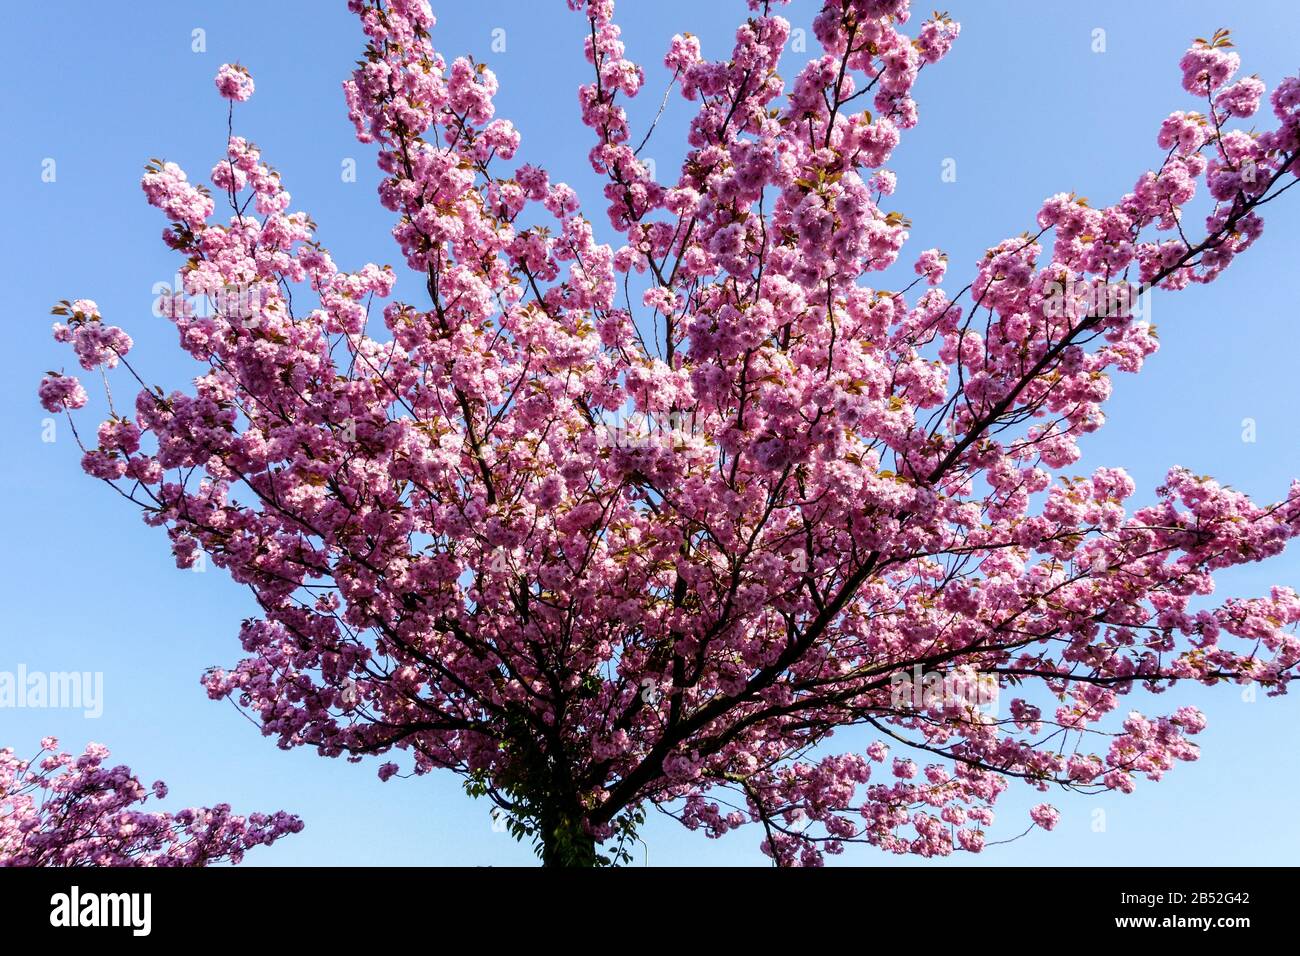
[2,1,1299,866]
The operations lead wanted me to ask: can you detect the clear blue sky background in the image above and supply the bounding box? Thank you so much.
[2,1,1298,866]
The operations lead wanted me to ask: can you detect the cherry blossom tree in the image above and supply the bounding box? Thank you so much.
[0,738,301,866]
[38,0,1300,866]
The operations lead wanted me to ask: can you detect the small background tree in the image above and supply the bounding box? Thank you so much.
[1,738,300,866]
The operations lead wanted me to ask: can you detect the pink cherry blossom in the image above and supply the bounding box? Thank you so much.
[214,63,255,102]
[1030,803,1060,832]
[38,373,87,412]
[913,247,947,285]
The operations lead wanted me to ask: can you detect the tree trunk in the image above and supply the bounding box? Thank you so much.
[539,810,598,867]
